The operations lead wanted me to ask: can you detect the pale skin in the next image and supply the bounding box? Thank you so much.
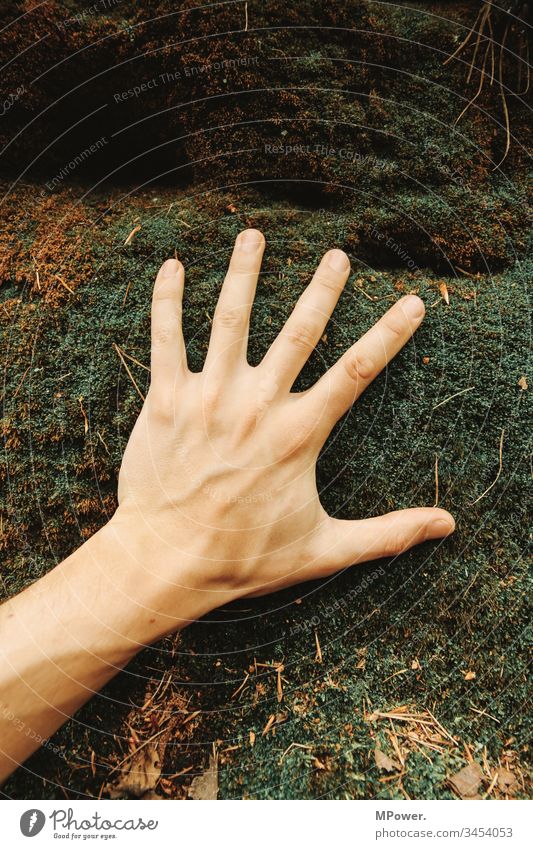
[0,229,455,782]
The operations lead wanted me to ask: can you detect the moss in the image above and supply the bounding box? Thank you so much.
[1,180,531,799]
[0,0,531,800]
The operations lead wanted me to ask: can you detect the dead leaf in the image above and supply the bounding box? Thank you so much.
[124,224,141,245]
[108,745,162,798]
[411,659,421,670]
[518,375,528,391]
[439,281,450,305]
[374,747,400,773]
[249,730,255,747]
[448,762,483,799]
[188,753,218,800]
[464,670,476,681]
[225,202,238,214]
[497,768,517,793]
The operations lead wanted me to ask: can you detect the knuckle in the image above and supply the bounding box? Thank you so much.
[385,526,415,557]
[343,354,374,382]
[201,386,221,417]
[216,306,245,330]
[148,386,174,422]
[152,324,174,347]
[153,287,177,304]
[282,420,314,457]
[383,315,405,338]
[317,274,344,294]
[285,323,316,352]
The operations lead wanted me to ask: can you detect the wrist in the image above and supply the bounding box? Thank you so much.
[96,512,232,645]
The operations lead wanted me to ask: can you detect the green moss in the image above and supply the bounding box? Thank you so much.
[1,182,530,799]
[0,0,530,801]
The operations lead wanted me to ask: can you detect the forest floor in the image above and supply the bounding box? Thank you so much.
[0,180,530,799]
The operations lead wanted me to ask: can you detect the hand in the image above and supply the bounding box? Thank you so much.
[0,229,456,778]
[112,228,455,633]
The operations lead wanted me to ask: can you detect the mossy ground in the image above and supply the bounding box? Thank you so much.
[0,0,531,800]
[0,183,530,799]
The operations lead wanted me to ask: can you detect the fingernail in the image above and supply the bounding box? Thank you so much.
[403,294,425,319]
[237,229,263,252]
[161,258,180,277]
[327,249,350,272]
[432,516,455,535]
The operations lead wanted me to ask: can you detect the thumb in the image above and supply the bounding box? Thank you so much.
[317,507,455,573]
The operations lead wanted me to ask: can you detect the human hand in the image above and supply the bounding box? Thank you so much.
[112,229,454,635]
[0,230,457,778]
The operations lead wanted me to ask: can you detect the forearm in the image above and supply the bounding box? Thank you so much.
[0,519,216,783]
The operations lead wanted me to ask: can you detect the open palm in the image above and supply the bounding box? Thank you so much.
[117,229,455,603]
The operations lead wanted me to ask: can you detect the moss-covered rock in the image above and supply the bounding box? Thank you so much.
[1,180,530,798]
[0,0,530,800]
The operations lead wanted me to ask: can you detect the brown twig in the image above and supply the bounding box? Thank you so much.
[124,224,141,246]
[279,742,312,764]
[116,347,150,371]
[487,12,496,85]
[432,386,475,410]
[231,672,250,700]
[12,365,31,400]
[470,428,505,505]
[78,396,89,434]
[455,40,490,125]
[314,631,323,663]
[494,23,511,169]
[444,4,484,65]
[113,343,145,401]
[55,274,75,295]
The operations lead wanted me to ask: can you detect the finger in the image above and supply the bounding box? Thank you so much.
[204,229,265,371]
[260,249,350,392]
[314,507,455,575]
[150,258,186,390]
[301,294,425,439]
